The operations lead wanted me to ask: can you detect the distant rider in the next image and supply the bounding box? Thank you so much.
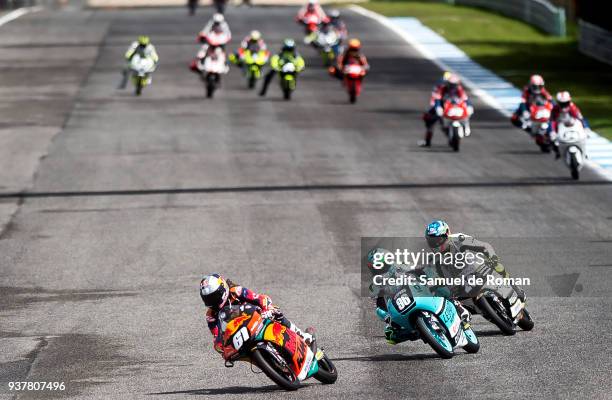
[328,9,348,42]
[259,39,305,96]
[200,274,313,357]
[296,0,328,28]
[329,38,369,79]
[229,30,268,69]
[119,35,159,89]
[550,91,590,158]
[510,74,553,128]
[198,13,232,47]
[420,73,473,147]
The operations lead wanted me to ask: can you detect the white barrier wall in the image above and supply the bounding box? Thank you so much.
[447,0,566,37]
[579,20,612,67]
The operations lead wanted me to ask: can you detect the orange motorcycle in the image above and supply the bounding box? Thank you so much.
[219,304,337,391]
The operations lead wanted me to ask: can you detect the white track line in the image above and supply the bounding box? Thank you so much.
[0,6,42,27]
[350,4,612,181]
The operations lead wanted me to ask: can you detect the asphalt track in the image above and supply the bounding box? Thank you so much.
[1,5,611,400]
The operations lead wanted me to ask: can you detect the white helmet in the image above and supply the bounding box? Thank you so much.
[556,91,572,108]
[250,30,261,41]
[212,13,224,23]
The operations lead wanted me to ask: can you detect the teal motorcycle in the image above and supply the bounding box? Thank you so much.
[376,282,480,359]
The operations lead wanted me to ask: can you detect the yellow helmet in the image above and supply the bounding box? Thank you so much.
[442,71,452,82]
[138,35,150,46]
[348,38,361,50]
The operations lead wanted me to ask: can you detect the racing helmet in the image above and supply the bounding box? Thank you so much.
[425,220,451,252]
[282,38,296,53]
[200,274,230,309]
[366,247,394,275]
[138,35,150,46]
[348,38,361,50]
[212,13,225,24]
[556,91,572,109]
[329,9,340,19]
[249,30,262,41]
[529,74,545,94]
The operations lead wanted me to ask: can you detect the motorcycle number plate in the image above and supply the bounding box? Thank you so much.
[232,327,249,350]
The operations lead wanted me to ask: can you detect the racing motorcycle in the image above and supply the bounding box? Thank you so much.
[219,304,337,391]
[520,95,554,152]
[241,49,270,89]
[376,280,480,359]
[196,47,229,98]
[555,113,588,180]
[130,53,156,96]
[310,28,341,66]
[279,61,298,100]
[449,256,534,335]
[439,96,471,151]
[343,62,366,104]
[300,14,324,35]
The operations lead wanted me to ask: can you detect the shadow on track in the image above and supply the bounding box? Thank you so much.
[148,385,281,396]
[333,353,440,362]
[1,178,609,200]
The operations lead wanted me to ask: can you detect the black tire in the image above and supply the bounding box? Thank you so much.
[476,295,516,335]
[248,75,256,89]
[450,128,460,151]
[463,332,480,353]
[518,308,535,331]
[570,155,579,180]
[206,74,216,98]
[313,354,338,384]
[349,88,357,104]
[283,88,291,100]
[415,314,454,359]
[135,79,143,96]
[251,348,300,391]
[539,142,551,153]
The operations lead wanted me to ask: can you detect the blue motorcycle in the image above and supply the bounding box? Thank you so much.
[376,282,480,359]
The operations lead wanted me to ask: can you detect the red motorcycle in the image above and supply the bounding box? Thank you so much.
[440,96,471,152]
[300,13,324,34]
[343,62,367,104]
[519,95,553,152]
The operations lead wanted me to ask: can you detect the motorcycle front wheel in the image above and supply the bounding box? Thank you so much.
[517,308,534,331]
[570,154,580,180]
[450,127,460,152]
[476,294,516,335]
[313,354,338,384]
[415,313,454,359]
[251,347,300,391]
[135,77,143,96]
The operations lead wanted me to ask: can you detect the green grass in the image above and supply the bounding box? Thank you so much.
[362,1,612,139]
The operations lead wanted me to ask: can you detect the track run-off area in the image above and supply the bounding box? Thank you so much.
[1,4,611,400]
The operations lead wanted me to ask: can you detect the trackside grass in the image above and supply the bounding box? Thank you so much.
[361,0,612,139]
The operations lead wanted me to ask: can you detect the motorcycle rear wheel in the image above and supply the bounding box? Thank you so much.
[251,347,301,391]
[313,354,338,384]
[476,294,516,335]
[135,79,143,96]
[415,313,454,359]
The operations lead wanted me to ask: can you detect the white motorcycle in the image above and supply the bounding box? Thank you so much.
[555,113,587,180]
[197,47,229,98]
[314,29,341,67]
[130,53,156,96]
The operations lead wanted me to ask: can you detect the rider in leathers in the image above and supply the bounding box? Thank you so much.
[200,274,313,357]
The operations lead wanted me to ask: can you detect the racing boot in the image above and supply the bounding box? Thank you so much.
[453,300,472,330]
[418,130,433,147]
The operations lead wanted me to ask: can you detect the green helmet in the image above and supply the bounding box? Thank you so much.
[138,35,150,46]
[282,38,296,52]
